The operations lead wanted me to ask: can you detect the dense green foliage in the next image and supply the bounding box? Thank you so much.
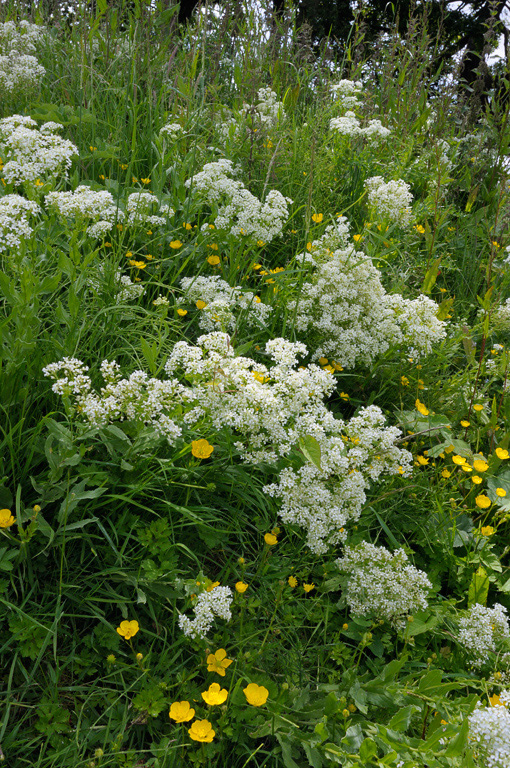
[1,2,510,767]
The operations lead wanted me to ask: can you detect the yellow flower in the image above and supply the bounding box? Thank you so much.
[206,649,233,676]
[89,145,97,151]
[183,222,192,230]
[177,308,188,317]
[473,459,489,472]
[196,300,207,309]
[188,719,215,742]
[120,163,128,169]
[256,240,265,247]
[490,694,504,707]
[481,526,495,536]
[441,469,451,478]
[303,583,315,593]
[461,464,473,473]
[496,448,510,460]
[340,392,349,400]
[472,475,483,484]
[243,683,269,707]
[264,532,278,546]
[401,376,409,386]
[0,509,15,528]
[170,240,182,249]
[205,580,220,592]
[460,420,470,427]
[353,233,362,242]
[475,495,491,509]
[128,260,146,269]
[252,263,262,270]
[136,652,143,661]
[141,177,151,184]
[445,445,455,454]
[496,488,507,497]
[416,455,429,466]
[169,700,195,722]
[201,682,228,706]
[318,357,329,365]
[415,399,429,416]
[207,255,220,265]
[116,620,139,640]
[473,404,484,412]
[235,581,248,593]
[191,439,214,459]
[288,575,297,588]
[415,224,425,234]
[312,213,323,223]
[452,455,466,465]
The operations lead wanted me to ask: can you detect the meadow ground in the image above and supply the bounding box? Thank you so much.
[1,3,510,766]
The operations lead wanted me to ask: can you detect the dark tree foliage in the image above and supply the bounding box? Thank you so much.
[293,0,508,85]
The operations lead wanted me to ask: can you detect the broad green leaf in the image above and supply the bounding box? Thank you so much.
[299,435,322,470]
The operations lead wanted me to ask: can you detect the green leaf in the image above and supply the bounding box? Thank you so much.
[299,435,322,470]
[421,257,442,294]
[389,705,417,732]
[468,566,490,607]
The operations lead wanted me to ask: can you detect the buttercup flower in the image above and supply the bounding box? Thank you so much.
[207,648,233,676]
[201,682,228,705]
[441,469,451,478]
[476,495,491,509]
[188,719,215,742]
[288,575,297,588]
[496,448,510,460]
[191,439,214,459]
[303,583,315,593]
[177,308,188,317]
[452,455,466,465]
[116,620,139,639]
[0,508,15,528]
[473,404,484,412]
[207,255,220,265]
[243,683,269,706]
[496,488,507,497]
[474,459,489,472]
[472,475,482,484]
[170,240,182,249]
[481,526,495,536]
[169,700,195,722]
[312,213,323,223]
[415,399,429,416]
[235,582,248,593]
[264,533,278,546]
[461,420,470,427]
[196,300,207,309]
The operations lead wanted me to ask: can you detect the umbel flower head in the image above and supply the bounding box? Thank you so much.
[116,620,139,640]
[169,700,195,722]
[206,648,233,676]
[188,719,215,742]
[243,683,269,706]
[201,682,228,705]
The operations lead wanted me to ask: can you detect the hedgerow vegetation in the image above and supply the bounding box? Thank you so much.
[1,1,510,766]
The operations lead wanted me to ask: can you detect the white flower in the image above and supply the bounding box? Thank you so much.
[336,542,432,629]
[458,603,509,666]
[0,115,78,184]
[178,586,233,639]
[0,193,40,252]
[365,176,413,227]
[469,698,510,768]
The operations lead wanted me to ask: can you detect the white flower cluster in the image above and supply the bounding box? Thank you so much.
[180,275,270,332]
[159,122,183,141]
[469,696,510,768]
[46,186,120,236]
[330,112,390,140]
[43,357,188,444]
[336,542,432,629]
[329,79,390,139]
[44,333,412,552]
[264,405,412,554]
[0,115,78,185]
[243,87,284,128]
[492,298,510,331]
[458,603,509,666]
[87,265,145,303]
[331,79,363,109]
[125,191,174,227]
[0,193,40,252]
[178,585,233,639]
[185,159,291,243]
[365,176,413,227]
[0,21,46,96]
[290,228,446,368]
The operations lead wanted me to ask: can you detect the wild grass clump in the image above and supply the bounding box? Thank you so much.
[1,2,510,766]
